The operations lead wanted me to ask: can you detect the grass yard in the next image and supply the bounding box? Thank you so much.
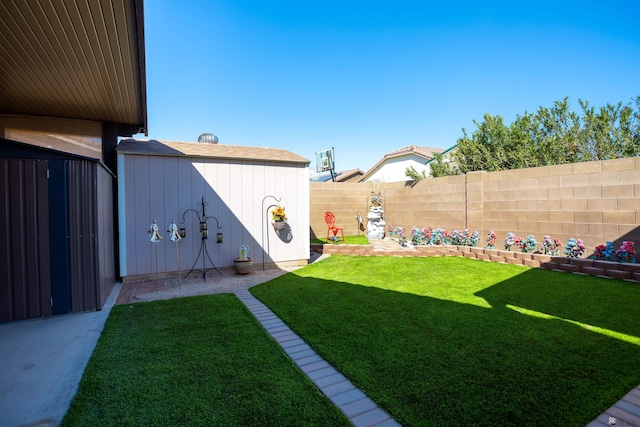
[251,255,640,427]
[310,235,369,245]
[62,294,350,427]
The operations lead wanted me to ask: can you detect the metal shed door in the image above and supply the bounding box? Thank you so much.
[48,160,71,315]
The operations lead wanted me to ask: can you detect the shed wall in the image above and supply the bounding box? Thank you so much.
[119,154,310,278]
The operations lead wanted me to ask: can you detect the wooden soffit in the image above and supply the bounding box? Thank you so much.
[0,0,147,136]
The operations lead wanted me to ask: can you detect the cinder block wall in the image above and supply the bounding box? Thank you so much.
[310,157,640,252]
[383,175,467,232]
[309,182,371,239]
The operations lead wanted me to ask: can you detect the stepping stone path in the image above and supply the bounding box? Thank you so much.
[235,289,401,427]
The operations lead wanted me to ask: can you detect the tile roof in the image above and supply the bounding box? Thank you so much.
[384,145,444,159]
[335,168,364,182]
[116,139,310,164]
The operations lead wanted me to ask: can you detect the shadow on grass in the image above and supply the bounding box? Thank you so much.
[251,262,640,427]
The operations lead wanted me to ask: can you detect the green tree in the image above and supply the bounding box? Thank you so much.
[429,153,460,177]
[405,165,427,181]
[447,96,640,175]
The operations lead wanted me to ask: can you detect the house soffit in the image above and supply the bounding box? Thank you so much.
[0,0,147,135]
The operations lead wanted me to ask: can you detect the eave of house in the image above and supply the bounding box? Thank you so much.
[0,0,147,136]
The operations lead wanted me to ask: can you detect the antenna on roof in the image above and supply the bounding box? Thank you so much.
[315,147,336,182]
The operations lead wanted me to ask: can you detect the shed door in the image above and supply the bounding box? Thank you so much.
[48,160,71,315]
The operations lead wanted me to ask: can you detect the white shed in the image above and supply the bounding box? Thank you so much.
[116,138,310,280]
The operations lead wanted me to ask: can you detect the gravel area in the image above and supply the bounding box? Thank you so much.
[116,253,327,305]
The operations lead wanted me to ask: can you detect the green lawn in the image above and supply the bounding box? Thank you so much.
[251,255,640,427]
[62,294,350,427]
[310,235,369,245]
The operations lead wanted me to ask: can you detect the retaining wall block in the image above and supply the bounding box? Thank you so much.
[476,253,491,261]
[323,246,340,254]
[569,258,594,268]
[593,260,620,271]
[486,249,500,257]
[580,266,606,276]
[559,263,581,273]
[505,257,523,265]
[523,259,541,268]
[490,255,506,263]
[606,269,633,280]
[532,254,552,264]
[617,263,640,273]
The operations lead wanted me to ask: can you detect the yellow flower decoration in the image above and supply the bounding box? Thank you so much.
[271,206,287,221]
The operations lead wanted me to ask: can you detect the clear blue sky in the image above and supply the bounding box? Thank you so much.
[140,1,640,173]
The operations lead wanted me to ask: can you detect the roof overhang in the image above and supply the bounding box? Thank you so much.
[0,0,147,136]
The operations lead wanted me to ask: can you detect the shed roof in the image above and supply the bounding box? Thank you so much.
[116,139,310,165]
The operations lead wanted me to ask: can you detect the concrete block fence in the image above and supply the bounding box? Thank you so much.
[310,157,640,256]
[311,244,640,282]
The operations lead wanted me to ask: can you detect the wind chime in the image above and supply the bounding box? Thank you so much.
[148,220,163,285]
[167,220,182,285]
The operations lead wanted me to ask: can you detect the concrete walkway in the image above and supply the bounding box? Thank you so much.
[235,289,400,427]
[0,282,121,427]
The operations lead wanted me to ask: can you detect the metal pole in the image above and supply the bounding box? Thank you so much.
[261,195,281,271]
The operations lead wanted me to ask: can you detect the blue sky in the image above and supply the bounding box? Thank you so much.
[140,1,640,173]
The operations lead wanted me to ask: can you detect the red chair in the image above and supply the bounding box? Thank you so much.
[324,211,345,244]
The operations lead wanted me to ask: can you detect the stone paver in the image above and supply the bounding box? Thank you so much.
[586,384,640,426]
[235,289,399,427]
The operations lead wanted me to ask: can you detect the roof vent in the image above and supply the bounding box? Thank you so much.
[198,133,218,144]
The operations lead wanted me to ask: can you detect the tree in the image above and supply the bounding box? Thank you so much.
[405,165,427,181]
[429,153,459,177]
[446,96,640,175]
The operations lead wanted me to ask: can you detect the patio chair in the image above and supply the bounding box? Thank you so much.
[324,211,345,244]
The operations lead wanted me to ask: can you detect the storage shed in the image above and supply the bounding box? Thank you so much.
[0,139,116,322]
[116,139,310,280]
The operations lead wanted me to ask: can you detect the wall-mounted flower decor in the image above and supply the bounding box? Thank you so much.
[271,205,287,222]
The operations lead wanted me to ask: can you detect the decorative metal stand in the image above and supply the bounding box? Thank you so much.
[261,195,281,270]
[181,196,223,280]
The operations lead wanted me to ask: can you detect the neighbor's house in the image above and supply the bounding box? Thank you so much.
[310,168,364,183]
[0,0,147,322]
[116,139,310,280]
[335,168,365,182]
[358,145,445,183]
